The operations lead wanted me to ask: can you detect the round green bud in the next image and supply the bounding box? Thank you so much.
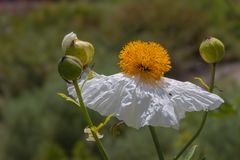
[66,40,94,66]
[199,37,225,64]
[58,55,83,81]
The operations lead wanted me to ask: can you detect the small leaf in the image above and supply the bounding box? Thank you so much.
[87,71,96,80]
[57,92,80,107]
[210,101,237,118]
[184,145,198,160]
[96,113,115,130]
[194,77,209,90]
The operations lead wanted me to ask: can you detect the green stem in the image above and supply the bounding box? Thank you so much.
[174,112,208,160]
[174,63,216,160]
[73,80,109,160]
[209,63,216,92]
[148,126,165,160]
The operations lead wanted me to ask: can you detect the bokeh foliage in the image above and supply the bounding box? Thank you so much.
[0,0,239,160]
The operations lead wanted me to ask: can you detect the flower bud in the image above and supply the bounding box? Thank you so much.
[58,55,83,81]
[67,40,94,66]
[62,32,94,66]
[199,37,225,64]
[62,32,77,53]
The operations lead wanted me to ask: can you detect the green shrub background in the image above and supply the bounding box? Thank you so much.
[0,0,239,160]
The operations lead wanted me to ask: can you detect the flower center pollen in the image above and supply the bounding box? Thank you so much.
[138,64,151,72]
[119,41,171,83]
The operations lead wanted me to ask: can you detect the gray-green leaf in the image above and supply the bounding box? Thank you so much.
[57,92,80,107]
[184,145,198,160]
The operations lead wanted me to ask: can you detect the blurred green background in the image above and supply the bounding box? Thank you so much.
[0,0,239,160]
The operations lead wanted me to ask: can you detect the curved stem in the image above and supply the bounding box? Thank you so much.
[148,126,165,160]
[174,63,216,160]
[73,80,109,160]
[174,112,208,160]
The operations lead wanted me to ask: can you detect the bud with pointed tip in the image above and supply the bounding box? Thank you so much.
[62,32,94,66]
[62,32,77,53]
[66,39,94,66]
[199,37,225,64]
[58,55,83,81]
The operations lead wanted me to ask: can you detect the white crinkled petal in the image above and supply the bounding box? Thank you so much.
[62,32,77,52]
[160,77,224,120]
[68,73,178,129]
[67,73,224,129]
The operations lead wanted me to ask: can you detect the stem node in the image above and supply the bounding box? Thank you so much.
[73,80,109,160]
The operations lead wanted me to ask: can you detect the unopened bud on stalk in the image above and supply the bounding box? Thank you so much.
[58,55,83,81]
[62,32,78,53]
[199,37,225,64]
[62,32,94,66]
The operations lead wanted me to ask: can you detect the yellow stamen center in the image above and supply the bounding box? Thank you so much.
[119,41,171,83]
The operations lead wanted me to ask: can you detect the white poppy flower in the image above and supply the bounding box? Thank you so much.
[62,32,77,52]
[68,41,224,129]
